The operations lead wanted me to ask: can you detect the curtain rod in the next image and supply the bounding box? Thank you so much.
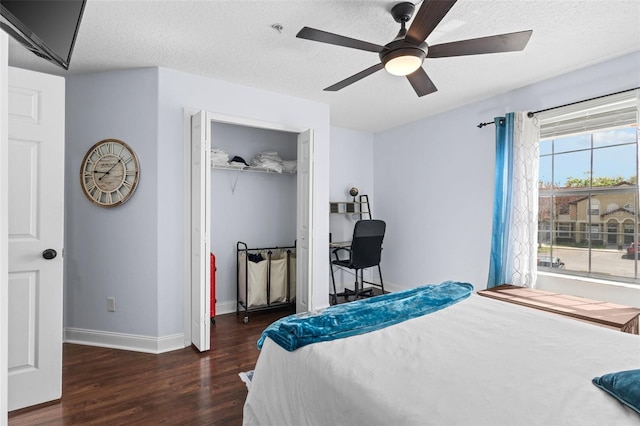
[476,86,639,129]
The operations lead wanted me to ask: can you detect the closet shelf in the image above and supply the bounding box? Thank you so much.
[212,164,296,175]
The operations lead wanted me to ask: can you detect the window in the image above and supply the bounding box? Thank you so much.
[587,202,600,216]
[624,220,635,244]
[557,223,572,238]
[537,90,639,282]
[588,224,601,241]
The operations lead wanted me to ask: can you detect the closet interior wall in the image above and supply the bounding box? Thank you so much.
[210,122,297,312]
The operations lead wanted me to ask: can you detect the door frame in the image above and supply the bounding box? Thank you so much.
[1,31,9,421]
[182,108,315,348]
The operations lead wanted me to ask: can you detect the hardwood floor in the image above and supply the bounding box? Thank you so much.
[8,306,294,426]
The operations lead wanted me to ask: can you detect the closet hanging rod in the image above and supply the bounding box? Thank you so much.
[476,86,639,129]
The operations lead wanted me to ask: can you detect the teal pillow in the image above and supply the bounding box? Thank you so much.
[592,369,640,413]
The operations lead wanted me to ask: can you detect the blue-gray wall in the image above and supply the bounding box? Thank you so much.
[65,68,160,336]
[63,52,640,343]
[65,67,331,342]
[329,127,376,290]
[373,51,640,294]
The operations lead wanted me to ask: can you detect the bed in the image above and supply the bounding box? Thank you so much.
[243,284,640,425]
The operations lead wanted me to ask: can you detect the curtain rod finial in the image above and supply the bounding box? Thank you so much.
[477,121,494,129]
[527,111,534,118]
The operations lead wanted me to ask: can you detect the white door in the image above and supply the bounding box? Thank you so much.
[296,129,313,312]
[190,111,211,352]
[7,67,65,410]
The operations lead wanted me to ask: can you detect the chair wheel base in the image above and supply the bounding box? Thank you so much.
[334,287,376,303]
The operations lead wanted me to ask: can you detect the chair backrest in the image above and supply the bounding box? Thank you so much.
[349,220,386,269]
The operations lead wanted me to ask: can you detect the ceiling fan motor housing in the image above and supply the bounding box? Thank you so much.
[380,40,427,66]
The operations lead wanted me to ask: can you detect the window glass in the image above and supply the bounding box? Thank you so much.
[553,149,591,188]
[553,133,590,154]
[538,196,552,246]
[538,122,639,283]
[539,139,553,156]
[592,144,636,185]
[624,220,635,244]
[593,127,636,148]
[538,155,552,189]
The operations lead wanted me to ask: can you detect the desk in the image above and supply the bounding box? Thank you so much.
[329,241,351,249]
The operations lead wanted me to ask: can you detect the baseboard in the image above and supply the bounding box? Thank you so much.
[357,279,405,294]
[64,328,185,354]
[215,300,238,316]
[375,280,405,294]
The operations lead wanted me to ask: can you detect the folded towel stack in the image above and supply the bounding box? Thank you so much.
[251,151,283,173]
[282,160,297,174]
[211,148,229,166]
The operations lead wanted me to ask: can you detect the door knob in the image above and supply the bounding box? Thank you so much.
[42,249,57,260]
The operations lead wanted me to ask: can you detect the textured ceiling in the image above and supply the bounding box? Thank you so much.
[6,0,640,132]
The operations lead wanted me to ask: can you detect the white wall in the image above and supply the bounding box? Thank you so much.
[210,123,297,308]
[373,51,640,297]
[63,66,330,350]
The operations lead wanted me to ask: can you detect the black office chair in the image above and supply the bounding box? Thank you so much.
[330,219,386,304]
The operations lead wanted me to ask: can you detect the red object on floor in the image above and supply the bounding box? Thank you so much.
[210,253,216,322]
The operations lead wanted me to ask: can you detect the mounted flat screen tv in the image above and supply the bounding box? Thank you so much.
[0,0,86,70]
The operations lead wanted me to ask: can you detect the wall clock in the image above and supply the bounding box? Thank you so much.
[80,139,140,207]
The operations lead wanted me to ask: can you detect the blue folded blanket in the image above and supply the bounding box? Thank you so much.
[258,281,474,351]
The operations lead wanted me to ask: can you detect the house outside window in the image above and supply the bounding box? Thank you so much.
[537,90,639,283]
[624,221,635,244]
[557,223,572,238]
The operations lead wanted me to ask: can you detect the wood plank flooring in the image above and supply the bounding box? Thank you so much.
[8,306,294,426]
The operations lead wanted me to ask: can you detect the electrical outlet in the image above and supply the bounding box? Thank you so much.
[107,297,116,312]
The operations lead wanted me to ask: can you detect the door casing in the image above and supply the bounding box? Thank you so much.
[182,109,315,349]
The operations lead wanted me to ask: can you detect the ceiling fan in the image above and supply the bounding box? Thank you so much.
[296,0,533,97]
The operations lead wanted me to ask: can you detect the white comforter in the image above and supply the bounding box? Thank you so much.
[243,294,640,425]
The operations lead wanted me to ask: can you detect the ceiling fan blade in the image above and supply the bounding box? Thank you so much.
[297,27,386,53]
[324,63,385,92]
[406,0,458,45]
[427,30,533,58]
[406,67,438,97]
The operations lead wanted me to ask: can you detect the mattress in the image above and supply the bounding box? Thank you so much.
[243,294,640,425]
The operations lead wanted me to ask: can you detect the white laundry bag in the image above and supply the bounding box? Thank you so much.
[238,251,268,307]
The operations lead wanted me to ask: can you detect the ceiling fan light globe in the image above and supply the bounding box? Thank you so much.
[384,55,423,76]
[380,46,426,76]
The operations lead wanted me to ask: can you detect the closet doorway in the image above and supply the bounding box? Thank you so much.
[184,110,314,351]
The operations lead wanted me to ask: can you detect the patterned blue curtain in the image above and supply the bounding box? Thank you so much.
[488,113,515,288]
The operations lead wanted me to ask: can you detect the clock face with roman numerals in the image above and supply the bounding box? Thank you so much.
[80,139,140,207]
